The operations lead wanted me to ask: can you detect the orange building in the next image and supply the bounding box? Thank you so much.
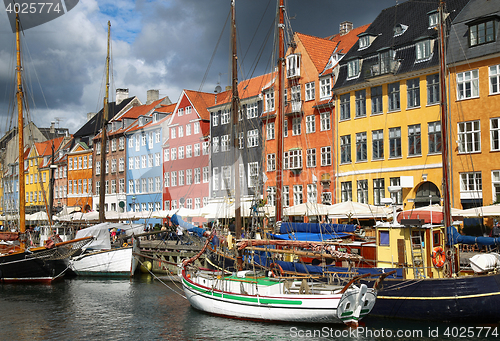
[66,141,93,212]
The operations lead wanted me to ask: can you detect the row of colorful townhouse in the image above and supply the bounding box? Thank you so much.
[2,0,499,227]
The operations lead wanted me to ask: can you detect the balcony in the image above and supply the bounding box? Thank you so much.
[285,100,303,115]
[287,67,300,79]
[368,59,400,79]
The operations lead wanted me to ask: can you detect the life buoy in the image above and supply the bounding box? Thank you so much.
[122,242,128,247]
[269,263,284,278]
[432,246,445,267]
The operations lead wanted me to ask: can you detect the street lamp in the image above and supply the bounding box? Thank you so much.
[131,196,136,212]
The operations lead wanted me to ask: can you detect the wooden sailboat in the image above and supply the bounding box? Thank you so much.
[0,12,92,283]
[68,22,141,277]
[181,0,377,326]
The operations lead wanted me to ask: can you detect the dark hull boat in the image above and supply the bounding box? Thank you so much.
[0,238,92,283]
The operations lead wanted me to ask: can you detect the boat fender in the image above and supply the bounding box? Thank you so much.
[431,246,445,267]
[122,243,128,247]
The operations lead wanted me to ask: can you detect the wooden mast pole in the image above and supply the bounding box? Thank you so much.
[16,13,26,249]
[231,0,243,270]
[275,0,285,225]
[99,21,111,223]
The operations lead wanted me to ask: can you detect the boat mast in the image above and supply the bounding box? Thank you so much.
[275,0,285,224]
[99,21,111,223]
[16,12,26,249]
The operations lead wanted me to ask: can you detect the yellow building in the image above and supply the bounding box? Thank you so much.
[332,1,467,210]
[446,1,500,209]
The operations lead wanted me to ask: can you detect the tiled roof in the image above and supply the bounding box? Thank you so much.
[156,103,177,113]
[212,72,275,107]
[184,90,230,121]
[34,136,65,157]
[295,32,340,73]
[116,97,167,120]
[333,0,470,91]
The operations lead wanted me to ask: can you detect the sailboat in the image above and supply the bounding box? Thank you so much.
[68,22,142,277]
[181,0,377,326]
[0,12,92,283]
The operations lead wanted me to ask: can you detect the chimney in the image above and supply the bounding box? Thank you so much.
[87,112,97,122]
[116,88,129,105]
[340,21,353,36]
[146,89,160,105]
[50,121,55,134]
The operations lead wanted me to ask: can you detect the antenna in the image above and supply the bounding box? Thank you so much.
[214,72,223,93]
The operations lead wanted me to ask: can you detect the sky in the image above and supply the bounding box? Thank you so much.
[0,0,402,135]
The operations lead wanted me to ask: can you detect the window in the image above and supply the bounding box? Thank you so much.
[347,59,361,78]
[416,39,431,61]
[292,117,301,136]
[221,109,230,125]
[283,186,290,207]
[135,179,140,193]
[389,127,402,158]
[490,65,500,94]
[194,168,201,184]
[469,20,496,47]
[492,171,500,202]
[111,138,116,152]
[427,74,440,104]
[457,70,479,100]
[221,166,231,190]
[239,132,244,149]
[212,111,219,126]
[388,82,400,111]
[305,82,315,101]
[194,144,200,157]
[390,177,402,205]
[119,178,125,193]
[407,78,420,108]
[178,108,184,116]
[283,119,288,137]
[492,118,500,151]
[321,147,331,166]
[96,142,101,155]
[429,11,438,28]
[379,49,395,74]
[194,122,200,134]
[286,54,300,78]
[186,124,191,136]
[371,86,383,114]
[96,161,101,175]
[428,121,442,154]
[306,149,316,168]
[68,158,73,170]
[340,94,350,120]
[141,155,146,168]
[135,156,140,169]
[178,171,184,186]
[341,181,352,202]
[111,180,116,194]
[141,178,147,193]
[202,142,209,155]
[306,115,315,133]
[293,185,303,206]
[267,187,276,207]
[203,167,209,183]
[356,132,367,162]
[340,135,351,164]
[284,150,302,170]
[248,162,259,188]
[355,90,366,117]
[155,153,161,166]
[212,168,219,191]
[359,35,370,49]
[186,106,192,114]
[164,172,170,187]
[247,103,258,119]
[171,171,177,187]
[373,178,385,206]
[83,156,88,169]
[212,137,219,153]
[408,124,421,156]
[307,184,317,203]
[119,158,124,172]
[247,129,259,147]
[185,145,192,158]
[111,159,116,173]
[267,154,276,171]
[178,146,184,159]
[178,126,184,138]
[155,130,160,143]
[393,24,408,37]
[171,127,176,139]
[322,192,332,205]
[141,134,146,146]
[128,179,134,193]
[129,136,134,148]
[320,112,330,131]
[458,120,481,153]
[357,180,368,204]
[460,172,482,193]
[267,122,275,140]
[372,129,384,160]
[320,77,331,99]
[379,231,390,246]
[265,90,275,112]
[221,135,230,152]
[155,176,161,191]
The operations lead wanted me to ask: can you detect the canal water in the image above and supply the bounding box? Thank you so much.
[1,275,499,340]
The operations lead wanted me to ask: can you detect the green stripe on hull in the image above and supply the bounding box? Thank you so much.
[183,278,303,305]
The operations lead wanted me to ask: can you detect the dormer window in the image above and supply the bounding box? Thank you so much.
[469,18,496,47]
[416,39,433,61]
[138,117,145,127]
[393,24,408,37]
[347,59,361,78]
[286,54,301,78]
[153,113,158,123]
[358,33,376,50]
[428,11,438,28]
